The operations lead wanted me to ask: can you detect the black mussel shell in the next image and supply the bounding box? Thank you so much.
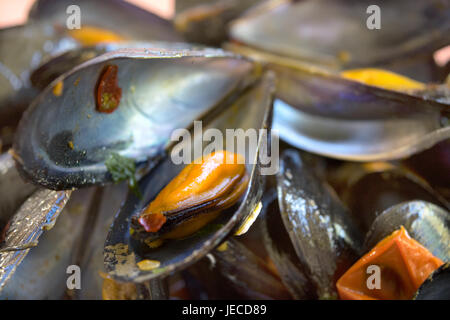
[276,149,363,299]
[414,263,450,300]
[365,201,450,261]
[103,72,274,283]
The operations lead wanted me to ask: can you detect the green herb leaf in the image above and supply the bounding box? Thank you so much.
[105,152,142,199]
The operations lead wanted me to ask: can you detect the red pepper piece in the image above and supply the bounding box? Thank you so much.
[96,65,122,113]
[138,212,167,233]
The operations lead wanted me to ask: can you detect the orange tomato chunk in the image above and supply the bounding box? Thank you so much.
[337,226,443,300]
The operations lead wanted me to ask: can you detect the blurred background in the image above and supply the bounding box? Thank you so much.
[0,0,175,28]
[1,0,447,64]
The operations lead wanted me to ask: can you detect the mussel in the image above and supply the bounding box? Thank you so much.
[224,0,450,162]
[274,149,363,299]
[331,197,449,300]
[13,48,258,189]
[103,71,274,282]
[261,60,450,161]
[365,201,450,261]
[0,0,182,147]
[0,189,71,290]
[229,0,450,79]
[1,0,449,301]
[134,150,249,242]
[28,0,181,42]
[0,188,91,298]
[337,226,444,300]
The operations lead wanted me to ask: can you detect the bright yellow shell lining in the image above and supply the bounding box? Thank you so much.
[340,68,425,92]
[68,26,126,46]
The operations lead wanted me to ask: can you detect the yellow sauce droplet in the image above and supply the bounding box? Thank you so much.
[68,26,126,46]
[341,68,425,92]
[67,141,74,150]
[137,259,161,271]
[53,81,63,96]
[144,238,164,249]
[337,50,351,63]
[216,241,228,252]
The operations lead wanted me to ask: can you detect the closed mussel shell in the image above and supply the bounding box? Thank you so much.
[276,149,363,299]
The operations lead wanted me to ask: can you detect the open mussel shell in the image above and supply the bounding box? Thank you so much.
[229,0,450,71]
[0,188,92,299]
[28,0,182,42]
[276,149,363,299]
[174,0,261,46]
[103,72,274,283]
[273,99,450,161]
[227,42,450,161]
[0,24,77,146]
[266,59,450,120]
[227,27,450,161]
[414,263,450,300]
[365,201,450,261]
[1,0,183,147]
[0,189,71,290]
[270,70,450,161]
[30,42,200,91]
[14,48,258,189]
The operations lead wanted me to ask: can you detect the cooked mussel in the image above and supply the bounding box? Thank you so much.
[30,42,198,91]
[229,0,449,78]
[103,72,274,283]
[268,64,450,161]
[133,150,249,242]
[28,0,182,43]
[0,0,182,147]
[227,8,450,161]
[13,48,258,189]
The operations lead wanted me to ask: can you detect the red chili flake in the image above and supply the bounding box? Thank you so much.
[96,65,122,113]
[138,212,167,233]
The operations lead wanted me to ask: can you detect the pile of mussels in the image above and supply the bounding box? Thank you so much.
[0,0,449,300]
